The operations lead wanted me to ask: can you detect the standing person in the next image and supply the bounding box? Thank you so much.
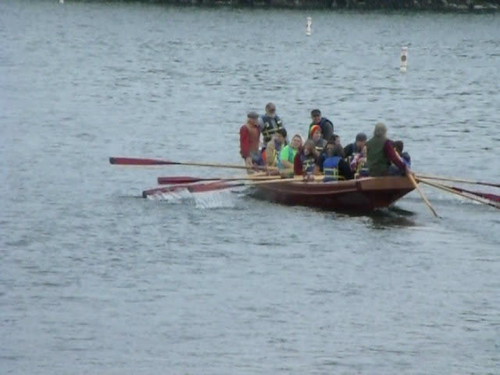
[308,109,334,141]
[265,128,287,168]
[260,102,285,145]
[309,125,327,154]
[279,134,302,175]
[366,122,408,177]
[240,111,262,168]
[344,132,367,160]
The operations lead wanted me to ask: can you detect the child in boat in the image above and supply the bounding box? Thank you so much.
[265,128,287,167]
[279,134,302,176]
[310,125,327,154]
[350,145,367,177]
[318,141,353,182]
[389,140,411,175]
[294,140,320,179]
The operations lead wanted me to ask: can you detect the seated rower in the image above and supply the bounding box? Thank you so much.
[279,134,302,176]
[350,145,367,177]
[330,133,341,146]
[265,128,287,168]
[240,111,263,169]
[318,141,354,182]
[366,122,408,176]
[389,140,411,175]
[294,140,320,179]
[344,132,367,161]
[310,125,327,154]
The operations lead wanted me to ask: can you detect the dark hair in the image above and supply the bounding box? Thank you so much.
[332,144,345,158]
[311,109,321,117]
[393,140,404,153]
[276,128,287,138]
[355,132,367,142]
[328,134,340,143]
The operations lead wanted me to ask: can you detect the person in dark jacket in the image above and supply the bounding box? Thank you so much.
[366,123,408,176]
[308,109,334,141]
[344,132,367,160]
[259,102,286,145]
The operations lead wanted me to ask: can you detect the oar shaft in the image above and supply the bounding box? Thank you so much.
[418,179,500,209]
[407,173,439,217]
[416,174,499,188]
[157,174,280,185]
[110,156,279,171]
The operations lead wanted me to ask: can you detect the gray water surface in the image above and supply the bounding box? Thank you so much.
[1,1,499,374]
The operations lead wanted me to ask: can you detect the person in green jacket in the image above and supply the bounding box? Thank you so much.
[366,122,408,177]
[279,134,302,175]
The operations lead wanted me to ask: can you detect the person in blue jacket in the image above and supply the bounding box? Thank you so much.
[317,141,354,182]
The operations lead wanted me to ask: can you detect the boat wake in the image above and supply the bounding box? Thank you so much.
[145,187,241,209]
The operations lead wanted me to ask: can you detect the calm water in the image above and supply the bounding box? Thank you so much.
[1,1,499,374]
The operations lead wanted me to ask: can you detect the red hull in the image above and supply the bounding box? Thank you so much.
[250,176,415,212]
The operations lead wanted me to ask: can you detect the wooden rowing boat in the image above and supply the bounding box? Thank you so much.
[249,176,415,212]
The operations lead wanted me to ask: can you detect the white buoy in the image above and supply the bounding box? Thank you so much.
[306,17,312,36]
[400,46,408,72]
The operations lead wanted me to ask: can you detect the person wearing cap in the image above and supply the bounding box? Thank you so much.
[344,132,368,160]
[265,128,287,167]
[309,125,327,154]
[366,122,408,177]
[308,109,334,142]
[240,111,263,168]
[259,102,286,145]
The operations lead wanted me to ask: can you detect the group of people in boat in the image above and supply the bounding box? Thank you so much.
[239,102,412,181]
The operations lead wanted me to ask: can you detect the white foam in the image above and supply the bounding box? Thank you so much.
[146,188,237,209]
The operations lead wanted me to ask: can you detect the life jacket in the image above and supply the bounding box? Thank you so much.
[323,156,342,181]
[300,154,316,174]
[314,138,327,154]
[261,115,284,143]
[267,141,284,167]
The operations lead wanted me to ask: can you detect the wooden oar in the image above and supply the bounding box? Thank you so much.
[407,173,439,217]
[110,157,277,171]
[157,175,280,185]
[144,175,324,198]
[451,186,500,203]
[417,179,500,209]
[416,173,499,188]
